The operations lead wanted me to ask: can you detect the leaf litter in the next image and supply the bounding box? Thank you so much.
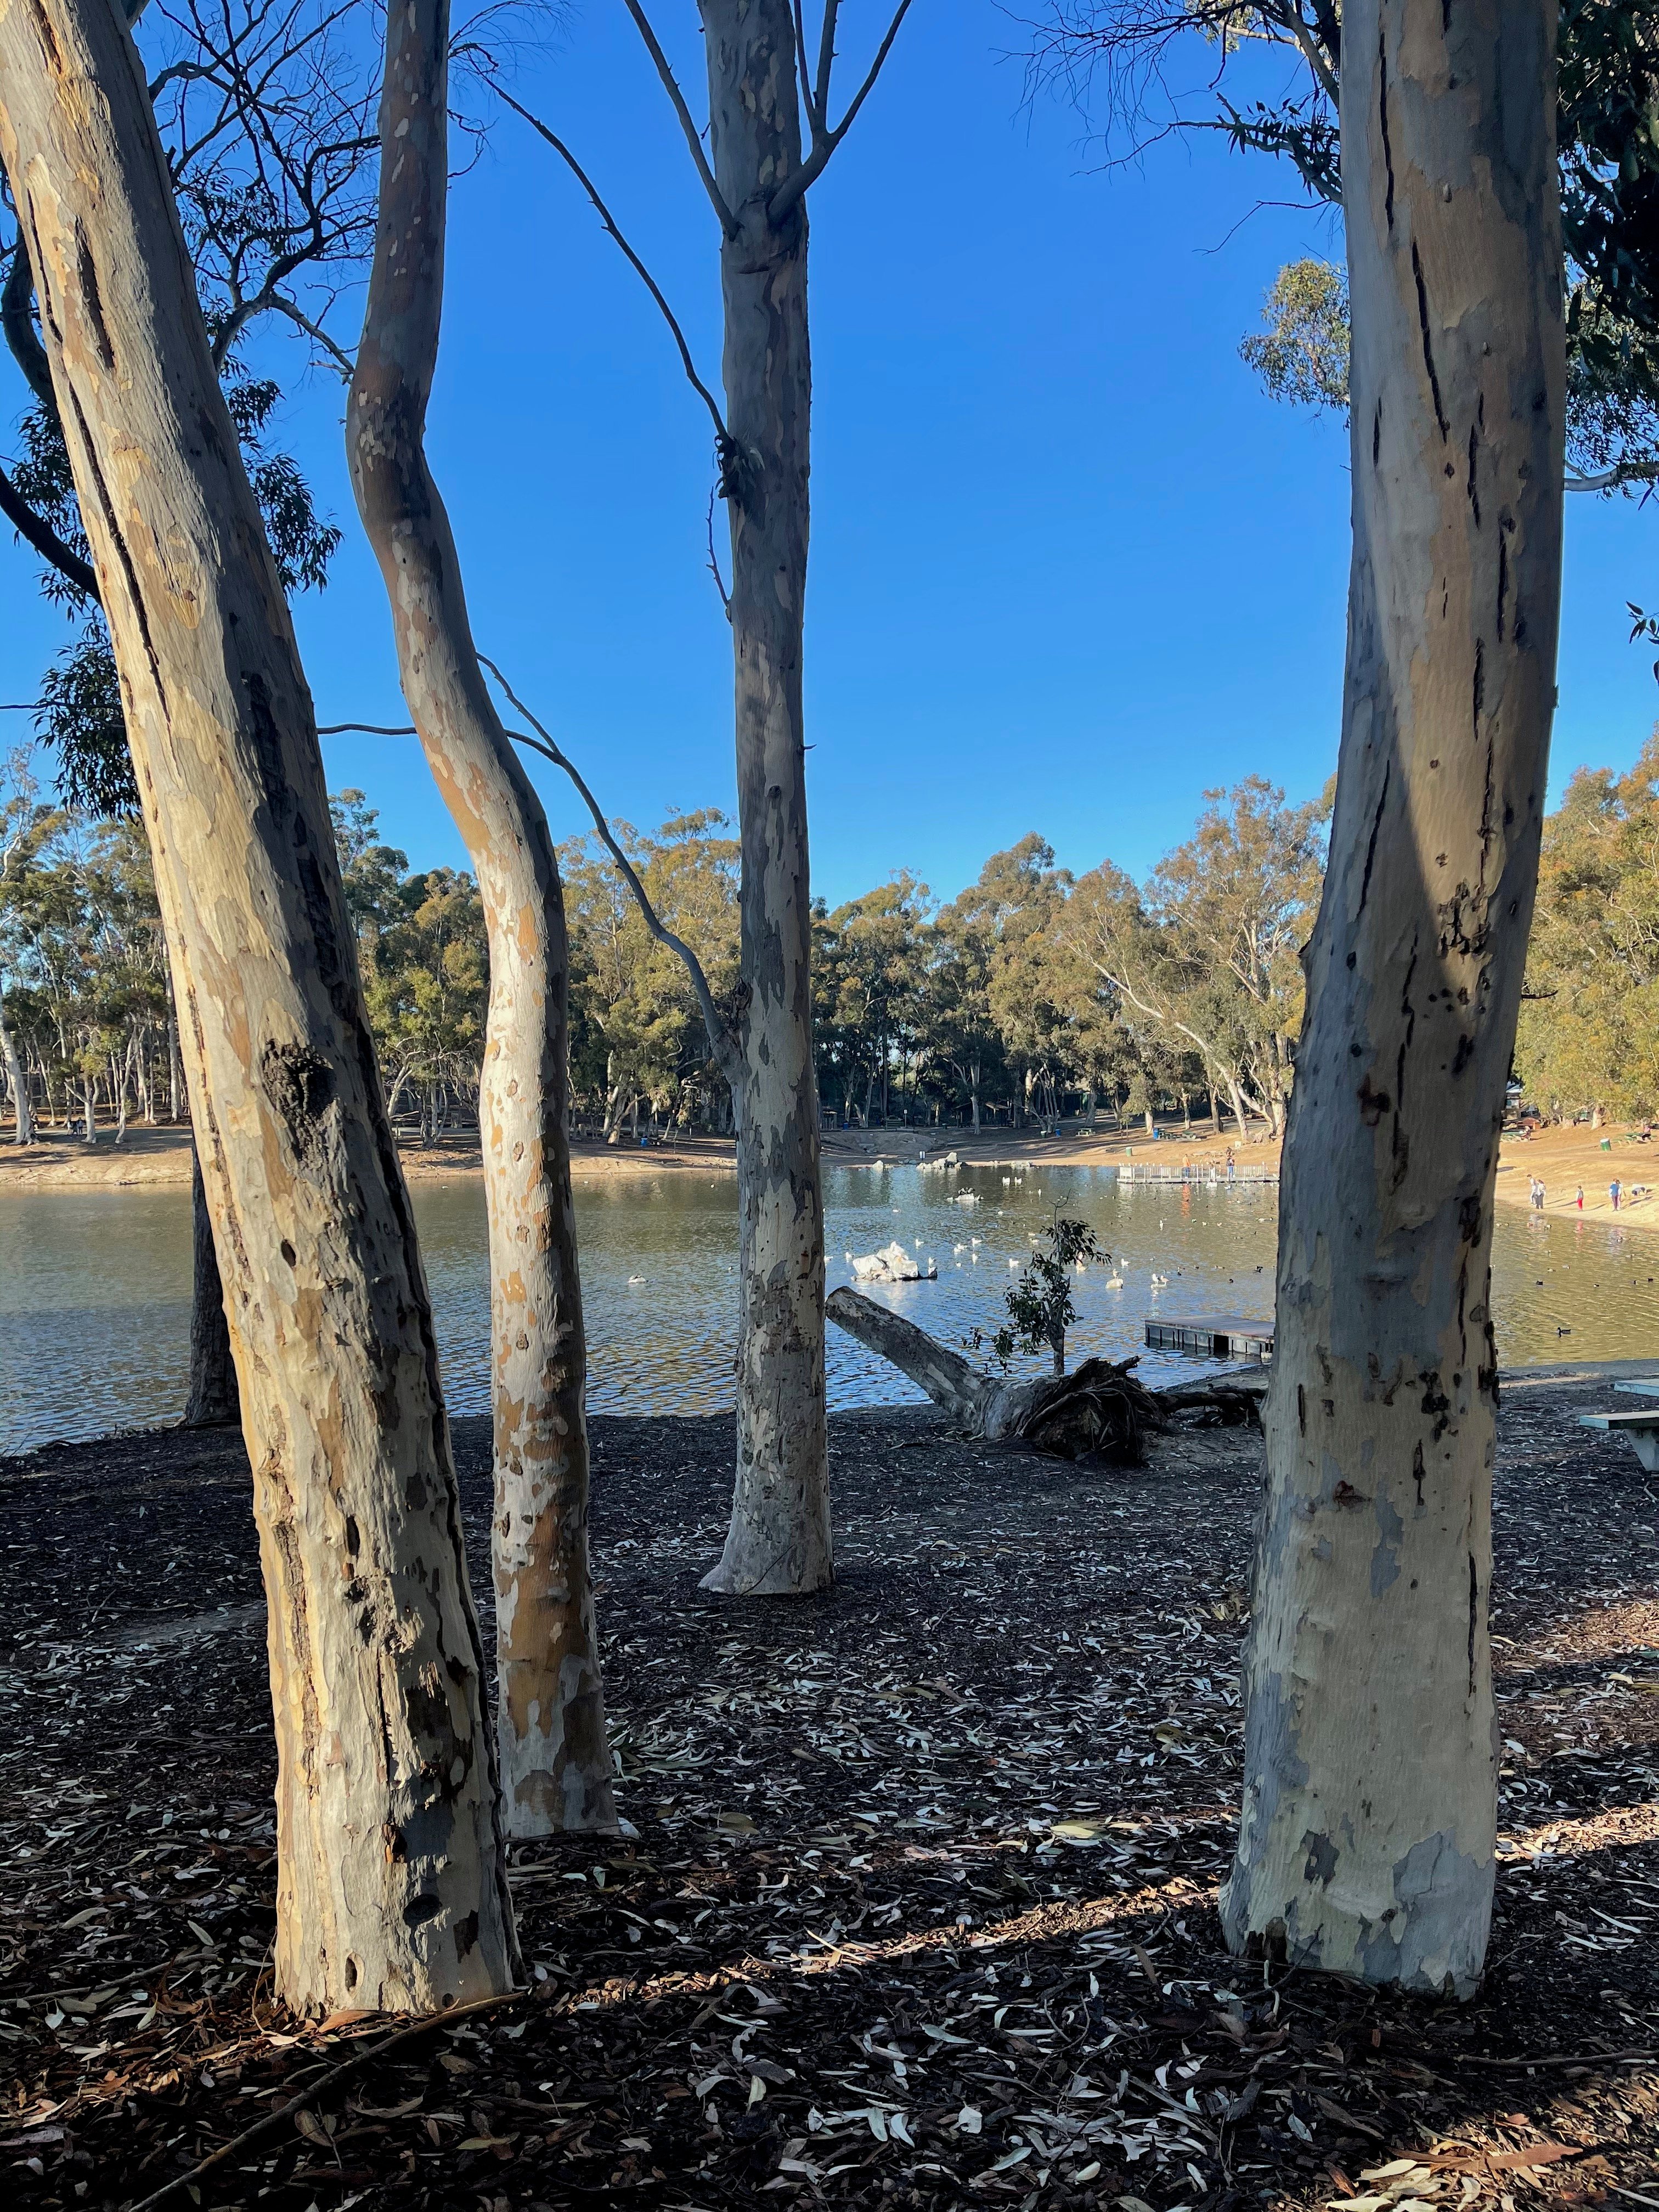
[2,1383,1658,2208]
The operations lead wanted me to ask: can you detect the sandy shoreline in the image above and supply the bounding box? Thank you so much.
[3,1113,1656,1232]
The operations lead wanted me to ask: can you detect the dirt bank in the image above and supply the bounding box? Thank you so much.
[0,1125,738,1191]
[3,1386,1658,2209]
[5,1114,1657,1239]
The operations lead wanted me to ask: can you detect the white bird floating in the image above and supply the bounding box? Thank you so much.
[628,1275,647,1285]
[1105,1274,1125,1290]
[1150,1272,1169,1286]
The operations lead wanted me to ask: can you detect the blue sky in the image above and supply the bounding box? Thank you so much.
[3,0,1655,908]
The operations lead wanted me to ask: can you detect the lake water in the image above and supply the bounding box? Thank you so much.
[3,1161,1658,1451]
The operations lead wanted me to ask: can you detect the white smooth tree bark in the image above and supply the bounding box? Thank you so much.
[0,1000,30,1142]
[697,0,831,1595]
[1223,0,1564,1996]
[351,0,615,1835]
[0,0,517,2010]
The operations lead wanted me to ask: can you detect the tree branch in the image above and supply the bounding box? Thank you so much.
[618,0,738,236]
[487,81,731,450]
[259,291,356,377]
[0,461,100,601]
[3,238,55,409]
[791,2,822,133]
[477,655,743,1089]
[768,0,914,222]
[1566,459,1659,494]
[814,0,841,121]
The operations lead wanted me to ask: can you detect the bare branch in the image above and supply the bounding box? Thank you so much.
[0,462,100,601]
[791,2,821,133]
[618,0,738,236]
[1566,460,1659,494]
[477,655,743,1087]
[814,0,840,120]
[768,0,914,222]
[486,80,731,449]
[259,291,357,377]
[3,239,55,409]
[706,485,731,617]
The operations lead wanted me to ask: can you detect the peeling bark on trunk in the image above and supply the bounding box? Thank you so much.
[1222,0,1564,1998]
[0,0,517,2010]
[350,0,614,1836]
[698,0,831,1598]
[184,1146,238,1427]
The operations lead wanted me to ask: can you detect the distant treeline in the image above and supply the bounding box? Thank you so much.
[2,744,1651,1143]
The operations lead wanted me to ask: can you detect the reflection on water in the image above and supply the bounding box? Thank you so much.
[3,1162,1658,1450]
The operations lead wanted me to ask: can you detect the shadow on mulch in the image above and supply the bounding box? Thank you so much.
[3,1389,1659,2209]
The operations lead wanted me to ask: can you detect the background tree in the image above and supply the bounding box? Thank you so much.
[813,876,930,1126]
[562,812,741,1139]
[1515,732,1659,1120]
[1031,3,1658,509]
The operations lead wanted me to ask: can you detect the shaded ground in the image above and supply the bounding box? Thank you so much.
[3,1384,1659,2210]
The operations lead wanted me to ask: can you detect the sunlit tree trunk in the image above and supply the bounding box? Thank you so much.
[698,0,831,1597]
[1223,0,1564,1997]
[351,0,614,1834]
[0,0,517,2010]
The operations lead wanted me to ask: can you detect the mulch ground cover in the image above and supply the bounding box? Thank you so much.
[3,1378,1659,2212]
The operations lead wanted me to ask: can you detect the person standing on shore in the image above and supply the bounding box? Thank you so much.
[1611,1178,1623,1212]
[1576,1184,1584,1211]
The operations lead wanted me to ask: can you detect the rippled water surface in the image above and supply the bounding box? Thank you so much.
[4,1161,1659,1450]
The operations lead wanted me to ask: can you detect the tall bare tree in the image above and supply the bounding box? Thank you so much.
[351,0,615,1835]
[599,0,912,1593]
[0,0,516,2009]
[1223,0,1565,1993]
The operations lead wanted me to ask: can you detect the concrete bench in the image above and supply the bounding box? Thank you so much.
[1579,1407,1659,1470]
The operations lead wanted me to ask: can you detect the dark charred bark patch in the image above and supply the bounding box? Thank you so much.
[258,1040,335,1173]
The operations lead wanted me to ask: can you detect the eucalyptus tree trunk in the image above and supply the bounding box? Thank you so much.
[0,0,516,2010]
[0,1002,31,1142]
[184,1147,239,1427]
[698,0,831,1596]
[351,0,614,1835]
[1223,0,1564,1997]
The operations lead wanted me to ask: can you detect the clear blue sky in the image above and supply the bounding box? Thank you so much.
[4,1,1654,908]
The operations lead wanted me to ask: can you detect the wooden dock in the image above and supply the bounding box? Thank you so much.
[1144,1314,1274,1362]
[1118,1163,1279,1184]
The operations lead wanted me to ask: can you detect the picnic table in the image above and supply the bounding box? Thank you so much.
[1579,1380,1659,1471]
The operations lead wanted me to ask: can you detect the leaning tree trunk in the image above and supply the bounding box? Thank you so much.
[183,1146,238,1427]
[0,0,516,2011]
[351,0,614,1835]
[1222,0,1564,1997]
[698,0,831,1597]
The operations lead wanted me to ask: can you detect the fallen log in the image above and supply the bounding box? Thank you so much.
[826,1286,1183,1463]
